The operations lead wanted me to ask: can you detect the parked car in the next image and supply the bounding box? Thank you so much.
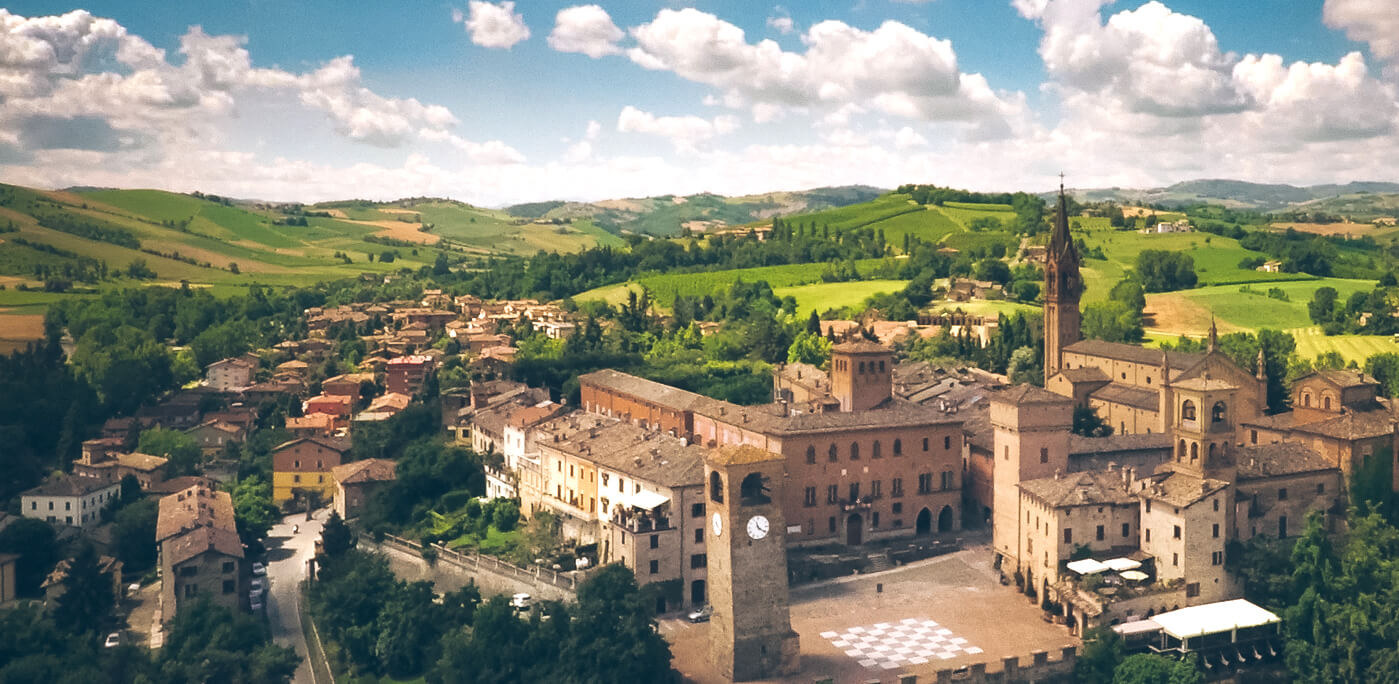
[250,595,263,611]
[687,605,712,623]
[251,561,266,576]
[250,577,266,595]
[104,632,121,648]
[510,593,532,611]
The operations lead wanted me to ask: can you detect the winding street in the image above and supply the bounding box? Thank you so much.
[264,509,326,684]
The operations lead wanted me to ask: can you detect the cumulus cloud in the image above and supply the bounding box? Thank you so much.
[460,1,530,50]
[616,105,739,152]
[548,5,622,58]
[624,8,1024,133]
[766,15,794,35]
[1324,0,1399,64]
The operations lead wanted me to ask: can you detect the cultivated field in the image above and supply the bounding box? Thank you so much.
[0,308,45,354]
[1144,278,1375,335]
[575,258,895,306]
[1290,326,1399,365]
[1269,221,1380,237]
[774,280,910,316]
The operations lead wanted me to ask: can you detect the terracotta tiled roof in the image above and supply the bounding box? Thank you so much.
[1138,472,1229,507]
[157,484,237,542]
[331,458,398,485]
[1310,369,1379,390]
[1288,411,1396,441]
[164,525,244,566]
[1171,376,1238,392]
[1065,339,1200,369]
[831,340,891,354]
[992,384,1072,406]
[1055,367,1109,383]
[1090,382,1160,411]
[271,436,351,455]
[1020,470,1136,507]
[22,474,118,498]
[579,369,708,411]
[1069,432,1172,455]
[1235,442,1339,480]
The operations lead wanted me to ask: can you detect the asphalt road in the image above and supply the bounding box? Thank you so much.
[264,508,326,684]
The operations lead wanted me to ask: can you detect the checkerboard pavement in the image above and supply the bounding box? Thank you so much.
[819,618,985,671]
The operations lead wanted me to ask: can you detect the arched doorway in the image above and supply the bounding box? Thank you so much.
[938,505,954,533]
[691,579,706,606]
[915,508,932,536]
[846,513,863,545]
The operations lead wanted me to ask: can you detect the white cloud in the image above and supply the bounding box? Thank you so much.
[616,105,739,152]
[623,8,1024,133]
[893,126,928,148]
[766,15,794,35]
[461,1,530,50]
[585,120,601,140]
[1324,0,1399,64]
[548,5,622,58]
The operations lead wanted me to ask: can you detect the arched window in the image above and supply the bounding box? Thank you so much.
[893,439,903,456]
[739,473,770,506]
[1323,395,1332,410]
[1177,439,1186,461]
[709,471,724,503]
[828,444,838,462]
[806,446,816,464]
[1303,392,1312,407]
[1208,442,1217,463]
[850,442,860,460]
[1211,401,1226,423]
[872,441,882,459]
[1190,442,1199,461]
[1181,400,1197,421]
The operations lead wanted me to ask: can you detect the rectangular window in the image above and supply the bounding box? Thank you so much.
[648,560,659,575]
[892,502,902,514]
[1186,582,1200,598]
[944,436,951,450]
[1145,529,1151,542]
[1213,498,1220,512]
[691,503,703,518]
[827,485,839,504]
[690,554,706,569]
[222,580,235,594]
[1063,528,1073,544]
[222,561,235,573]
[828,517,836,533]
[294,475,301,483]
[694,528,703,543]
[1212,551,1223,566]
[871,480,882,498]
[1096,525,1105,541]
[1212,523,1220,538]
[1278,488,1288,500]
[1173,553,1179,567]
[1174,525,1181,539]
[872,512,880,528]
[649,534,659,549]
[1279,516,1288,538]
[1122,523,1130,538]
[849,483,860,502]
[917,473,933,494]
[804,487,817,507]
[1039,447,1048,463]
[1145,500,1151,513]
[1317,483,1325,494]
[892,478,904,498]
[923,438,929,451]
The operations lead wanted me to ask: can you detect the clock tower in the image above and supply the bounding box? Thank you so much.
[704,445,800,681]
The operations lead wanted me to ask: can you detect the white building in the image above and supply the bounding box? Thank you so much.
[205,356,258,391]
[20,474,121,528]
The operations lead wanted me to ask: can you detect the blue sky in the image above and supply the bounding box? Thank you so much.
[0,1,1396,205]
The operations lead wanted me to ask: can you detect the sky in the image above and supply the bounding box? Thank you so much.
[0,0,1396,206]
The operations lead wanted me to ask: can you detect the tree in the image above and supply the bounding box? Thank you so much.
[158,599,298,683]
[52,543,114,634]
[320,510,356,558]
[138,427,202,476]
[805,309,821,335]
[974,258,1012,286]
[112,498,159,573]
[232,476,279,544]
[1309,286,1339,324]
[0,518,58,595]
[1082,301,1144,343]
[1075,626,1124,684]
[1007,346,1042,386]
[786,330,833,368]
[1112,653,1203,684]
[564,564,675,682]
[1073,406,1114,437]
[1136,250,1197,292]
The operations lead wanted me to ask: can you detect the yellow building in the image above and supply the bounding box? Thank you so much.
[270,437,350,505]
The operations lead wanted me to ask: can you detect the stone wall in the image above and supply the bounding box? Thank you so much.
[359,534,576,603]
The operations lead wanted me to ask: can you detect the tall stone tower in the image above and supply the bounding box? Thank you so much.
[704,445,800,681]
[1169,325,1239,482]
[829,340,893,412]
[990,385,1073,578]
[1043,182,1082,385]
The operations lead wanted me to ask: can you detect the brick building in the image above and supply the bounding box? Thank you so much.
[386,355,434,396]
[157,483,244,622]
[331,458,397,519]
[270,437,350,505]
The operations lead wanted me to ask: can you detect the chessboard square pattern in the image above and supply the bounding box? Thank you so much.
[820,617,983,670]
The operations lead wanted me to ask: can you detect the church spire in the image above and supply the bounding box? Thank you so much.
[1207,317,1218,353]
[1256,347,1266,381]
[1050,174,1075,261]
[1042,172,1082,385]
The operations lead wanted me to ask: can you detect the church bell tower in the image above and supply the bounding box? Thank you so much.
[1043,179,1082,385]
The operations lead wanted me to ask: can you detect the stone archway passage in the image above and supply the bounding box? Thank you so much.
[847,513,863,546]
[691,579,706,606]
[938,505,954,533]
[915,508,932,536]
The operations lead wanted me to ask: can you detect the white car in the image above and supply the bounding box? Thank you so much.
[510,593,532,611]
[251,561,266,576]
[250,596,263,611]
[104,632,121,648]
[250,577,266,595]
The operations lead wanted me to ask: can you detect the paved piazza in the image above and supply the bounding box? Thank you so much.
[821,618,984,670]
[667,541,1078,683]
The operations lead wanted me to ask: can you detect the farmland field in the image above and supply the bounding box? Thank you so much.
[575,258,894,305]
[861,207,962,245]
[774,280,909,316]
[784,194,921,232]
[1290,326,1399,365]
[1145,278,1375,335]
[922,299,1038,318]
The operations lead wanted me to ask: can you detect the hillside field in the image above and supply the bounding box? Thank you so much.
[774,280,909,316]
[1144,278,1375,335]
[574,258,896,306]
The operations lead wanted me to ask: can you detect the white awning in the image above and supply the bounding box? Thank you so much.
[1112,619,1161,635]
[1103,557,1142,571]
[1120,570,1150,582]
[627,490,670,511]
[1067,559,1109,575]
[1152,599,1281,639]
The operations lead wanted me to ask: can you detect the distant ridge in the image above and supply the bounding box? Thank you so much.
[1069,179,1399,212]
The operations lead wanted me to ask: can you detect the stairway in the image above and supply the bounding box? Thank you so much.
[866,553,893,574]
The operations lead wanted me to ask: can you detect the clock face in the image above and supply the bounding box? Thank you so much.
[711,512,722,537]
[746,515,770,540]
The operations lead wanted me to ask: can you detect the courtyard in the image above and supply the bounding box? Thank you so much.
[666,543,1078,683]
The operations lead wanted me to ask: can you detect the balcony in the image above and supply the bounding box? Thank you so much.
[610,507,671,533]
[839,494,878,512]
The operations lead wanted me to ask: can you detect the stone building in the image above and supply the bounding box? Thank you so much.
[205,355,258,392]
[331,458,397,520]
[157,483,244,622]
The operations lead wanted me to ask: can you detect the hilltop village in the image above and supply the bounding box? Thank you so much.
[3,192,1397,681]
